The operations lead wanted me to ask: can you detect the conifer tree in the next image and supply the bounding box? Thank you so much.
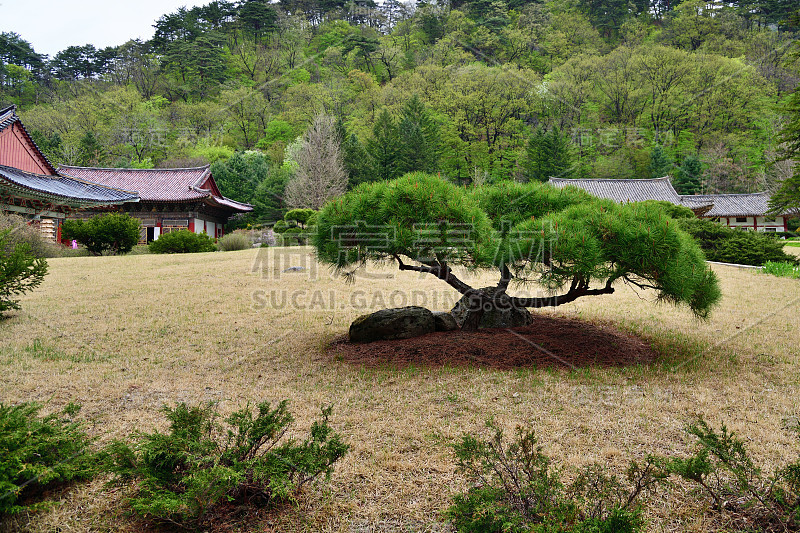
[649,144,673,179]
[396,95,441,176]
[524,126,574,182]
[673,154,703,194]
[366,109,400,181]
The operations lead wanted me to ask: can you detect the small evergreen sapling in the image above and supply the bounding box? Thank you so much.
[105,401,348,529]
[0,229,48,314]
[0,402,97,515]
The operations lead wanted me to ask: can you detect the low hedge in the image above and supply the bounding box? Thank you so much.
[149,230,217,254]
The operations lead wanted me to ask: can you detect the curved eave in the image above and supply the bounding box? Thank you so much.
[204,194,254,212]
[0,176,139,209]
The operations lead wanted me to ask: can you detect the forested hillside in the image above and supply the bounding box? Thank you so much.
[1,0,798,224]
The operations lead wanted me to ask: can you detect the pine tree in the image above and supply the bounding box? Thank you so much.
[524,126,574,182]
[366,109,400,181]
[396,96,441,176]
[336,117,374,188]
[649,144,673,179]
[673,154,703,194]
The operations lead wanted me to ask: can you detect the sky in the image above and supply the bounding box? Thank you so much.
[0,0,211,57]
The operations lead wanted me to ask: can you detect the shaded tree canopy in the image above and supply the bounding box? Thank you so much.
[314,174,721,330]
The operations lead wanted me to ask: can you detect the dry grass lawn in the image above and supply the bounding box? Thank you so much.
[2,247,799,532]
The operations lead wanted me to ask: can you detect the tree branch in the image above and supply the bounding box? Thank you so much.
[510,278,615,308]
[394,255,476,296]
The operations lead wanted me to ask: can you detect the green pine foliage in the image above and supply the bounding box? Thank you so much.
[648,145,673,179]
[0,229,48,314]
[396,95,441,176]
[673,155,704,194]
[148,230,217,254]
[524,126,575,182]
[61,213,141,256]
[447,420,662,533]
[105,401,348,529]
[637,200,697,219]
[366,109,401,182]
[0,403,97,515]
[315,174,721,320]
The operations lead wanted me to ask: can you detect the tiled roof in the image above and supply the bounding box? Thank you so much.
[59,165,213,202]
[548,177,788,217]
[58,165,252,212]
[549,177,683,204]
[0,165,139,206]
[0,105,17,131]
[680,193,773,217]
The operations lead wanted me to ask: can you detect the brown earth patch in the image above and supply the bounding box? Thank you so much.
[328,313,660,370]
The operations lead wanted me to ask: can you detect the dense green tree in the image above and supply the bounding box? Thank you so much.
[366,109,401,181]
[524,126,574,182]
[78,131,104,166]
[314,174,721,331]
[673,154,703,194]
[396,95,441,175]
[211,151,270,204]
[50,45,101,80]
[649,145,673,179]
[238,0,279,39]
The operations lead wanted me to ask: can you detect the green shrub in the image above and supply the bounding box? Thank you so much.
[762,261,800,279]
[448,420,662,533]
[0,213,60,258]
[148,230,216,254]
[0,403,97,515]
[677,218,798,266]
[665,418,800,531]
[61,213,140,256]
[284,208,317,228]
[105,401,348,529]
[1,230,48,315]
[272,220,289,234]
[217,232,251,252]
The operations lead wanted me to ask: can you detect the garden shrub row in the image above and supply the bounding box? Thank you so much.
[1,400,347,530]
[676,218,798,266]
[6,399,799,532]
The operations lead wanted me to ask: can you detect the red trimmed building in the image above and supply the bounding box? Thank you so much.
[59,166,252,243]
[0,105,139,242]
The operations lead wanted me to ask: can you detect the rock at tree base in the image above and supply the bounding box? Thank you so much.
[450,288,533,329]
[433,311,459,332]
[349,306,435,343]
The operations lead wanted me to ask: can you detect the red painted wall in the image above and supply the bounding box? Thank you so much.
[0,124,54,175]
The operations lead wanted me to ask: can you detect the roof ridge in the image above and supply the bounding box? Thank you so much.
[682,192,769,197]
[550,177,672,182]
[59,165,212,172]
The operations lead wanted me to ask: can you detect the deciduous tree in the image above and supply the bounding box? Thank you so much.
[285,114,348,209]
